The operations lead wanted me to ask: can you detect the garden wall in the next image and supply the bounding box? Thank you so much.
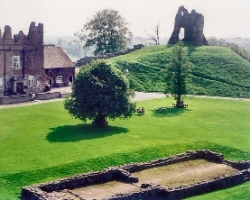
[0,94,32,104]
[0,91,71,105]
[36,92,61,100]
[22,150,250,200]
[76,44,144,66]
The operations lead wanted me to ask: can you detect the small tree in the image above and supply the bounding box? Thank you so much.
[165,41,190,107]
[75,9,133,55]
[64,60,136,127]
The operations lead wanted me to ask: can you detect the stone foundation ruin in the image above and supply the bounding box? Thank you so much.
[22,150,250,200]
[168,6,208,45]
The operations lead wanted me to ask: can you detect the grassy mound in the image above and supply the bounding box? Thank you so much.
[0,97,249,199]
[110,45,250,98]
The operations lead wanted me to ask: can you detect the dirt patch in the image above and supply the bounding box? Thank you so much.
[71,159,238,200]
[134,159,238,188]
[73,181,139,200]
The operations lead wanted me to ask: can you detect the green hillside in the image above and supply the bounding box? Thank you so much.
[110,45,250,98]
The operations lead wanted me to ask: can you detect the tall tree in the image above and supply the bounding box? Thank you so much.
[75,9,133,55]
[64,60,136,127]
[165,41,190,107]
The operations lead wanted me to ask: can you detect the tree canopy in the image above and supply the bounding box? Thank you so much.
[75,9,133,55]
[165,41,190,107]
[64,60,136,127]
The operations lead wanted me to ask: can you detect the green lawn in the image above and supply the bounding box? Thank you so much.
[187,181,250,200]
[0,96,249,199]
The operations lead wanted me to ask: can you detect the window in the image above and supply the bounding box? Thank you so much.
[28,75,35,87]
[12,56,21,70]
[0,77,3,89]
[56,76,63,84]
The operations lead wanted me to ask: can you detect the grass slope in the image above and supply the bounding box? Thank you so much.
[0,97,249,199]
[187,181,250,200]
[110,45,250,98]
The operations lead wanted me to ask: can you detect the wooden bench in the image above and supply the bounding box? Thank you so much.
[172,102,188,108]
[156,107,167,113]
[137,108,145,115]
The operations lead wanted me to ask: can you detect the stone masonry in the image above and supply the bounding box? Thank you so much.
[22,150,250,200]
[0,22,75,98]
[0,22,45,96]
[168,6,208,45]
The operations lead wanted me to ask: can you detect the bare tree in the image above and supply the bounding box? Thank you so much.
[146,23,160,45]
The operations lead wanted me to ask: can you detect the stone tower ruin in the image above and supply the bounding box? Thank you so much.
[168,6,208,46]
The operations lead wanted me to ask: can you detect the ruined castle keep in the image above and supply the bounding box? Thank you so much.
[168,6,208,46]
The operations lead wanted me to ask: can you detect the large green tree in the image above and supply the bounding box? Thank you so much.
[75,9,133,55]
[64,60,136,127]
[165,41,190,107]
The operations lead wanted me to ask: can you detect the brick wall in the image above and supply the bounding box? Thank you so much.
[0,22,45,96]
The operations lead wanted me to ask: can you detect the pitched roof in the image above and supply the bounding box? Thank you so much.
[43,45,75,69]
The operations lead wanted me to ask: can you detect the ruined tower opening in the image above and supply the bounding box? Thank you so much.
[179,28,185,40]
[168,6,208,45]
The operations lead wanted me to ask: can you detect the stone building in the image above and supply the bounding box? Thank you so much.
[0,22,75,97]
[168,6,208,45]
[44,45,75,88]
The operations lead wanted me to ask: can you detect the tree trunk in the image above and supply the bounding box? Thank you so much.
[176,94,185,108]
[92,114,108,127]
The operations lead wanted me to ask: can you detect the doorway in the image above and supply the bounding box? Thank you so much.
[16,82,24,94]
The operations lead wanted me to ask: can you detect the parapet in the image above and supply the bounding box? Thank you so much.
[3,25,12,40]
[27,22,44,45]
[0,22,43,46]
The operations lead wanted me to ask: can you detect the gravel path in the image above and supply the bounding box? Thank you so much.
[0,91,166,109]
[131,91,166,101]
[0,87,249,109]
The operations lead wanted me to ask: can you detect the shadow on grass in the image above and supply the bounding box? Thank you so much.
[46,124,129,142]
[151,107,192,117]
[187,43,198,56]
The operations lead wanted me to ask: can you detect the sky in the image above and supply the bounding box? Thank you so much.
[0,0,249,39]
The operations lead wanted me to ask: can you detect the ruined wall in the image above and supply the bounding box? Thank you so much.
[76,44,144,66]
[22,150,250,200]
[168,6,208,45]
